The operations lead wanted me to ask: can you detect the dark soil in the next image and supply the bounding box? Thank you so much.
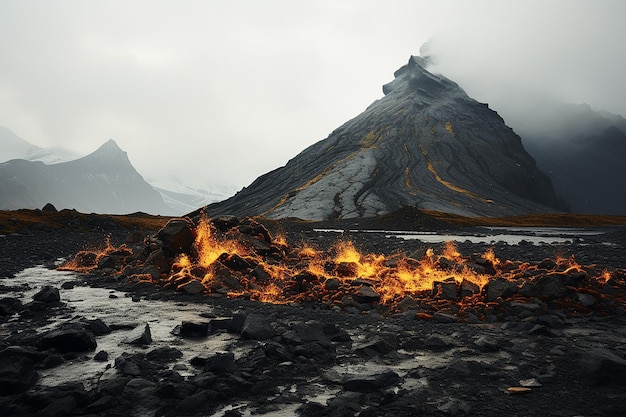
[1,213,626,417]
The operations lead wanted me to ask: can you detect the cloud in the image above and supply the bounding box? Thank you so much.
[0,1,624,190]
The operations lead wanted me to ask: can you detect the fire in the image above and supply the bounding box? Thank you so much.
[333,240,386,279]
[58,235,130,273]
[195,216,245,268]
[60,215,626,319]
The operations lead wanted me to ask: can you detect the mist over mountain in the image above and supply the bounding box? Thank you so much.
[0,139,170,215]
[203,56,566,220]
[0,126,79,165]
[510,101,626,215]
[0,130,235,215]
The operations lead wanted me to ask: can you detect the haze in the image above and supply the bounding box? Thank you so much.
[1,0,624,191]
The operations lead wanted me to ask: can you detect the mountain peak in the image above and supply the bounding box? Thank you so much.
[94,138,124,154]
[382,55,460,97]
[204,56,565,220]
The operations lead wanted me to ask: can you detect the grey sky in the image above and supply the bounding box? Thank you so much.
[1,0,624,190]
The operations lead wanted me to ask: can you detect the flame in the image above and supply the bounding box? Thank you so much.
[59,235,123,273]
[195,216,244,268]
[482,247,501,267]
[59,215,626,318]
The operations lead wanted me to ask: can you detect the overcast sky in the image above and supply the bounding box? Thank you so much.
[1,0,624,190]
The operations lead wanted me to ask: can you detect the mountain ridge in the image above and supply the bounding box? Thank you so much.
[0,139,170,214]
[202,55,566,220]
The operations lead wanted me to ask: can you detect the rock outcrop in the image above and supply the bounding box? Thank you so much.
[204,56,566,220]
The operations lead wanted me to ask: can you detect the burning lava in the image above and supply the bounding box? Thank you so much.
[60,215,626,321]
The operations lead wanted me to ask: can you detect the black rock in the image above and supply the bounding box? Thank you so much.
[580,348,626,386]
[0,355,38,395]
[0,297,23,315]
[178,321,210,338]
[36,322,97,353]
[123,323,152,345]
[342,370,400,393]
[241,314,276,340]
[146,346,183,363]
[93,350,109,362]
[83,318,112,336]
[33,285,61,303]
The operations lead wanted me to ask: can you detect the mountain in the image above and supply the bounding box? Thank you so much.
[0,139,171,214]
[0,126,79,164]
[511,101,626,215]
[202,56,566,221]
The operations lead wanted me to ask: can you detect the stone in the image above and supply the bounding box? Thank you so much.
[354,285,381,303]
[93,350,109,362]
[32,285,60,303]
[580,348,626,386]
[146,346,183,363]
[123,323,152,345]
[473,335,503,352]
[0,297,23,315]
[36,323,97,353]
[342,370,400,392]
[178,280,205,295]
[353,335,398,356]
[178,321,210,338]
[535,273,569,300]
[0,355,38,395]
[433,279,458,300]
[432,312,459,323]
[485,278,518,302]
[241,314,276,340]
[83,318,112,336]
[459,278,480,298]
[157,218,195,256]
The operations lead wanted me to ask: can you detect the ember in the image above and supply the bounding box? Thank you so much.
[60,215,626,320]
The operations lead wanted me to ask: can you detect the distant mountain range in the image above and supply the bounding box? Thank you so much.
[0,129,234,215]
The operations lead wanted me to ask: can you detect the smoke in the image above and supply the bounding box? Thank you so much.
[420,0,626,140]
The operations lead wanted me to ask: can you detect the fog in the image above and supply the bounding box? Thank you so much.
[1,0,624,191]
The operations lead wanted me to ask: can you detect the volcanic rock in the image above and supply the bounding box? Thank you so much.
[203,55,565,220]
[36,322,97,353]
[0,355,38,395]
[123,323,152,345]
[157,218,194,256]
[580,348,626,386]
[241,314,276,340]
[342,370,400,393]
[32,285,61,303]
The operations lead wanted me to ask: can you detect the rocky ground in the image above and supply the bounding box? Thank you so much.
[1,213,626,417]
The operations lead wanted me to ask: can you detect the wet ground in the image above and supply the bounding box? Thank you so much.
[1,221,626,416]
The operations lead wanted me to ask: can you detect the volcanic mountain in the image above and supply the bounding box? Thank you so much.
[0,139,170,214]
[204,56,566,220]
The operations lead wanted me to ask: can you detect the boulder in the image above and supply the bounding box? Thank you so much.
[157,219,195,256]
[433,279,458,300]
[0,355,38,395]
[580,348,626,386]
[241,314,276,340]
[36,323,97,353]
[485,278,518,302]
[32,285,61,303]
[123,323,152,345]
[342,370,400,392]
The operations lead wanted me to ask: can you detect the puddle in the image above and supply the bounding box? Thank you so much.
[1,265,241,389]
[314,227,606,245]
